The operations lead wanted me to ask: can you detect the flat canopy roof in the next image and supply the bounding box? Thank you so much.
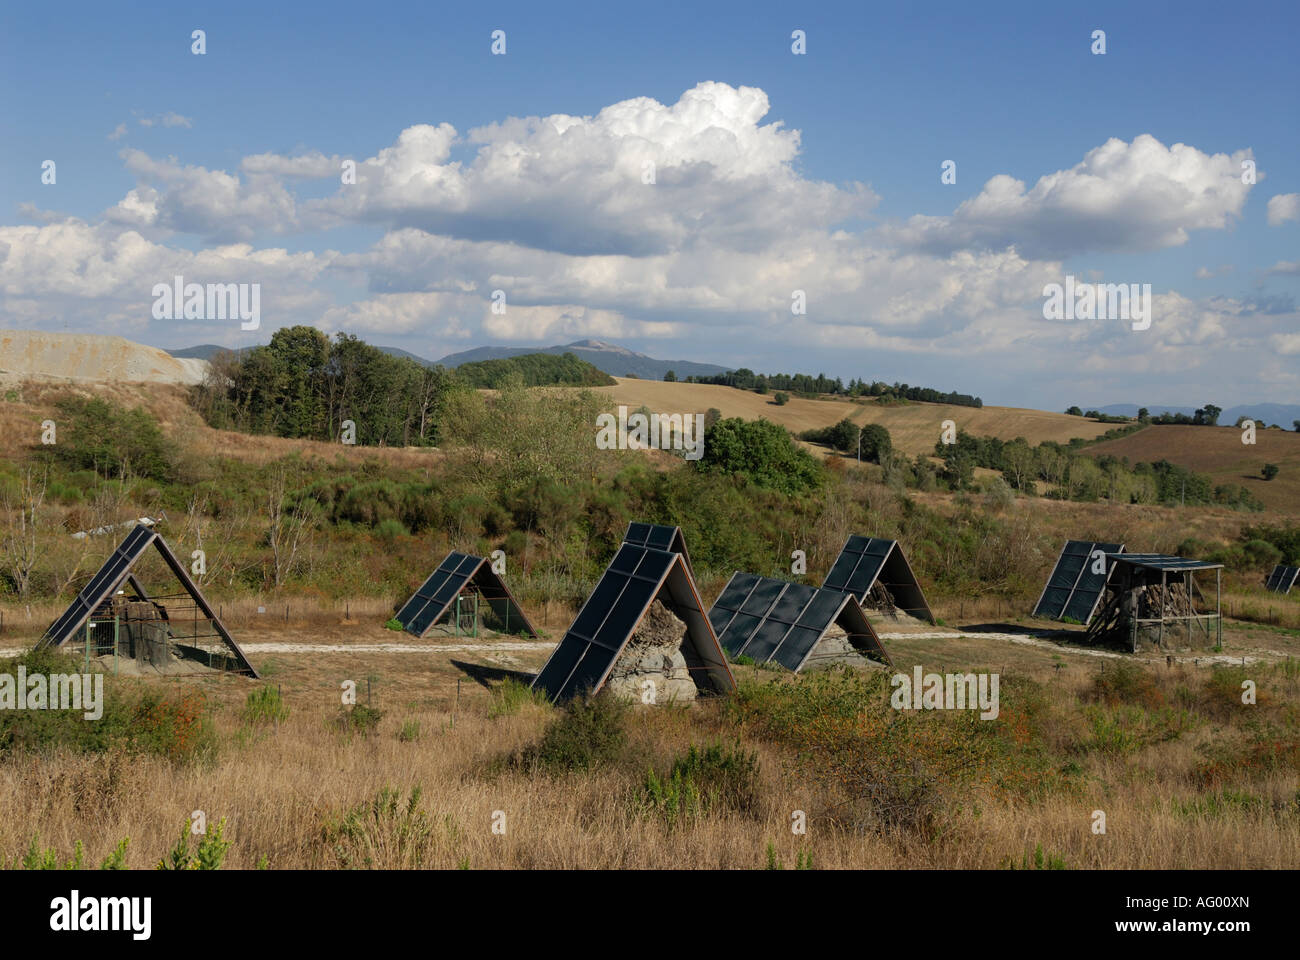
[1106,553,1223,572]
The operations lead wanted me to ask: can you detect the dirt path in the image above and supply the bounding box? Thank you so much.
[878,629,1280,666]
[238,641,556,654]
[3,631,1281,666]
[0,640,556,658]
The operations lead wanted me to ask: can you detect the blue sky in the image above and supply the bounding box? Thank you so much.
[1,0,1296,408]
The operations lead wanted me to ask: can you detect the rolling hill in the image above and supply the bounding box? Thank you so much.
[169,338,731,381]
[168,342,440,368]
[1096,402,1300,426]
[437,339,730,380]
[590,378,1118,456]
[1082,424,1300,512]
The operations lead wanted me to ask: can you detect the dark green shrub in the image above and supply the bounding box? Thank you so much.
[697,418,822,495]
[522,694,627,772]
[338,704,385,737]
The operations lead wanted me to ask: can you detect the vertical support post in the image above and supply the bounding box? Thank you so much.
[113,611,119,677]
[474,592,479,638]
[1158,570,1167,650]
[1216,568,1222,649]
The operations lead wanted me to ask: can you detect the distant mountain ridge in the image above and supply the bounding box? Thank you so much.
[165,338,731,381]
[1096,403,1300,426]
[168,344,228,360]
[435,339,732,380]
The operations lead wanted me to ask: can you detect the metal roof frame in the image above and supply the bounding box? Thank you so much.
[394,551,538,639]
[1107,553,1224,573]
[710,571,893,671]
[532,543,733,704]
[37,524,258,677]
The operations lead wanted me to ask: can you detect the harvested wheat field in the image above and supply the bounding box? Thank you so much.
[592,378,1116,456]
[1084,424,1300,513]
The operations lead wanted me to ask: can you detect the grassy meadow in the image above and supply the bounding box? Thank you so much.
[0,370,1297,870]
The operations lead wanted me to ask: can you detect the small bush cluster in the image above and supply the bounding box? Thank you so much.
[638,742,761,827]
[515,694,628,773]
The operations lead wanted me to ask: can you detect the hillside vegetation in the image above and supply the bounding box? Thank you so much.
[454,351,615,388]
[0,378,1294,627]
[1084,424,1300,512]
[2,364,1299,873]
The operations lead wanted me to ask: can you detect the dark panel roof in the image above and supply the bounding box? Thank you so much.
[1265,565,1299,594]
[710,572,891,671]
[623,522,693,578]
[822,536,934,623]
[1032,540,1125,624]
[41,523,155,649]
[394,551,537,638]
[1108,553,1223,572]
[37,524,257,676]
[532,543,732,703]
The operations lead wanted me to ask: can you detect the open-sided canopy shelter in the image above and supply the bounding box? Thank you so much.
[822,536,934,623]
[710,572,892,671]
[37,523,257,676]
[532,542,733,703]
[393,551,537,638]
[1088,553,1223,652]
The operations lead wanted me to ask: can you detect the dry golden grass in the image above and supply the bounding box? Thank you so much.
[2,636,1297,870]
[590,378,1117,456]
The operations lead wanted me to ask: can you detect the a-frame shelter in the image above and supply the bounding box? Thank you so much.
[623,522,694,580]
[532,542,733,703]
[1032,540,1126,625]
[822,535,935,624]
[709,572,893,671]
[37,523,258,677]
[1265,564,1299,595]
[393,551,537,638]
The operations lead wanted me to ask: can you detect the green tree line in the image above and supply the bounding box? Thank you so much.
[683,369,982,408]
[931,429,1262,509]
[454,352,615,388]
[191,327,453,446]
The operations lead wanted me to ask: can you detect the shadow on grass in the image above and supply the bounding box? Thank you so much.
[448,658,537,691]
